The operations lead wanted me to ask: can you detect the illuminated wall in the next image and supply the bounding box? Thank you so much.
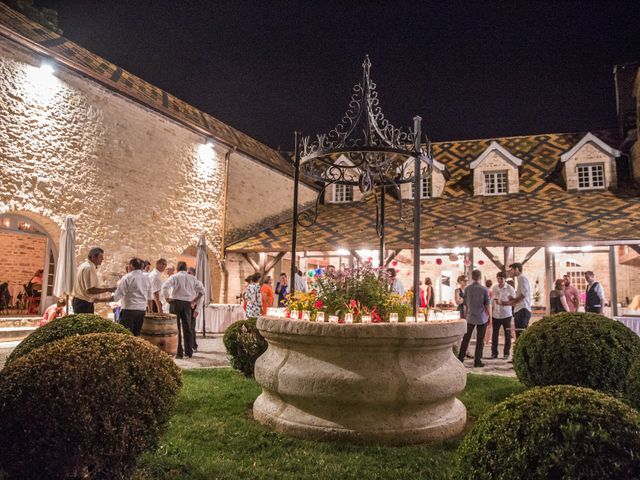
[0,36,226,296]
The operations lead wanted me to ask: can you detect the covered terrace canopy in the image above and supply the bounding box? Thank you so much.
[227,131,640,253]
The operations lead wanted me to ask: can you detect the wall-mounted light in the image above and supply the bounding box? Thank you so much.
[40,60,55,75]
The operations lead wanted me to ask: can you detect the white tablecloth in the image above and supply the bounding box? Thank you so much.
[196,304,246,334]
[615,316,640,336]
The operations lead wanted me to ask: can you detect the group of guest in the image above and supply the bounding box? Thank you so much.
[549,272,603,314]
[70,247,204,359]
[242,271,291,318]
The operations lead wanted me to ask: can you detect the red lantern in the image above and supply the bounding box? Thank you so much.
[420,260,425,265]
[478,260,485,266]
[367,256,373,262]
[436,258,443,265]
[392,260,398,267]
[406,271,411,276]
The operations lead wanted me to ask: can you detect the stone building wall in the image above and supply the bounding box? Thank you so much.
[0,37,226,298]
[563,142,617,191]
[472,151,520,195]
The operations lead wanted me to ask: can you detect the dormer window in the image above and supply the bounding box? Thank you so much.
[411,176,431,199]
[333,184,353,203]
[484,171,508,195]
[577,163,605,190]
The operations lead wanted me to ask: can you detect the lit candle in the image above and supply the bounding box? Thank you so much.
[417,313,426,323]
[329,315,339,323]
[344,313,353,324]
[361,315,371,323]
[290,309,298,320]
[389,313,399,323]
[316,312,325,323]
[405,316,415,323]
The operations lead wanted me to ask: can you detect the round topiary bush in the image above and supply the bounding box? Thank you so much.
[455,385,640,480]
[223,318,267,377]
[513,312,640,395]
[0,333,182,479]
[626,356,640,410]
[5,313,130,367]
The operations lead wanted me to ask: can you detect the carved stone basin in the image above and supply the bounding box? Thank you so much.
[253,317,467,445]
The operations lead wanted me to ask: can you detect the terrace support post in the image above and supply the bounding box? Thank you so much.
[609,245,618,317]
[290,131,301,298]
[504,246,515,273]
[379,186,386,268]
[544,247,555,314]
[468,248,475,277]
[412,116,422,317]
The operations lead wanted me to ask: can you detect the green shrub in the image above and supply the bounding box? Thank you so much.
[513,312,640,395]
[455,385,640,480]
[223,318,267,377]
[626,356,640,410]
[0,333,182,480]
[5,313,130,367]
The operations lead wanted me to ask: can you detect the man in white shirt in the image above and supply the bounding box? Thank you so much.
[113,257,151,336]
[388,268,405,296]
[491,271,516,359]
[506,262,531,339]
[294,267,307,293]
[148,258,167,313]
[161,265,175,313]
[72,247,116,314]
[162,261,205,358]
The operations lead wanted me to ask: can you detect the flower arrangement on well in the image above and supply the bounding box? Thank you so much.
[285,265,416,322]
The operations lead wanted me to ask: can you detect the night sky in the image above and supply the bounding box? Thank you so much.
[39,0,639,150]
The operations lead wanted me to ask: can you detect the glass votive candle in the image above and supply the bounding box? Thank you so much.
[361,314,371,323]
[290,309,298,320]
[405,316,415,323]
[344,313,353,324]
[316,312,325,323]
[302,310,311,321]
[329,315,339,323]
[417,313,426,322]
[389,313,399,323]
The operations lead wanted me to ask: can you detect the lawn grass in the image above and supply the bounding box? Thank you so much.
[133,369,524,480]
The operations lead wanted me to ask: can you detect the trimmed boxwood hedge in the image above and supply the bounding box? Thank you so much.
[626,356,640,410]
[0,333,182,480]
[455,385,640,480]
[5,313,130,367]
[513,312,640,395]
[223,318,267,377]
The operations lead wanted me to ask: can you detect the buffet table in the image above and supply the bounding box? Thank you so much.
[196,304,245,334]
[615,314,640,336]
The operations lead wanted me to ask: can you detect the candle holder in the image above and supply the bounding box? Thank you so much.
[361,315,371,323]
[316,312,325,323]
[329,315,339,323]
[417,313,426,323]
[302,310,311,321]
[344,313,353,324]
[290,310,299,320]
[405,316,415,323]
[389,313,399,323]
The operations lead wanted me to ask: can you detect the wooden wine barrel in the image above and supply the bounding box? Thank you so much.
[140,313,178,356]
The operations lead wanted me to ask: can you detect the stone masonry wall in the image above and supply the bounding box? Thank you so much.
[0,37,226,296]
[473,151,520,195]
[563,142,617,191]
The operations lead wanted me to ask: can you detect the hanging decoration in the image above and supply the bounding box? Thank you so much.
[391,260,398,267]
[478,260,485,266]
[435,258,443,265]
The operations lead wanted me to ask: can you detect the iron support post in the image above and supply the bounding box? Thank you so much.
[412,116,422,316]
[290,132,301,298]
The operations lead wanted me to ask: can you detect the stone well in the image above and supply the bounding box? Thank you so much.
[253,317,467,445]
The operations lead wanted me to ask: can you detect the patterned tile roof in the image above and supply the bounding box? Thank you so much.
[227,131,640,251]
[0,3,295,178]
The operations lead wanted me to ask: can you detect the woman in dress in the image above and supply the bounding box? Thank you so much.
[260,275,275,316]
[549,279,570,314]
[244,273,262,318]
[275,273,289,307]
[424,277,435,308]
[455,275,467,319]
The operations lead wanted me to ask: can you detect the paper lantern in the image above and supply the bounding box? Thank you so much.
[392,260,398,267]
[308,270,315,277]
[315,268,323,276]
[420,260,426,265]
[367,256,373,262]
[478,260,485,266]
[406,271,411,275]
[435,258,443,265]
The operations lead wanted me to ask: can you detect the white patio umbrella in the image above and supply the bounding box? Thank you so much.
[53,216,77,314]
[195,234,211,337]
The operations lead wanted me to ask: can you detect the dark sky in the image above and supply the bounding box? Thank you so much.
[39,0,639,149]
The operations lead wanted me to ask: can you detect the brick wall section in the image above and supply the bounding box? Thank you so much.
[0,37,226,295]
[0,232,46,298]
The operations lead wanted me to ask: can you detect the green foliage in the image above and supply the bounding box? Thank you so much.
[513,312,640,395]
[625,356,640,410]
[5,0,62,34]
[223,318,267,377]
[455,385,640,480]
[5,313,130,367]
[314,265,392,318]
[134,371,522,480]
[0,333,182,480]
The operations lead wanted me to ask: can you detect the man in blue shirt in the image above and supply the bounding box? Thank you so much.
[457,269,491,368]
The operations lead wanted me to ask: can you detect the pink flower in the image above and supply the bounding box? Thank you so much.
[314,300,324,309]
[349,299,357,308]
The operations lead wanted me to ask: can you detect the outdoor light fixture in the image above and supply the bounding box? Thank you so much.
[336,248,350,256]
[549,246,564,253]
[39,60,55,75]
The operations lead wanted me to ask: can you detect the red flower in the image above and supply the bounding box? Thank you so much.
[314,300,324,309]
[349,299,358,308]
